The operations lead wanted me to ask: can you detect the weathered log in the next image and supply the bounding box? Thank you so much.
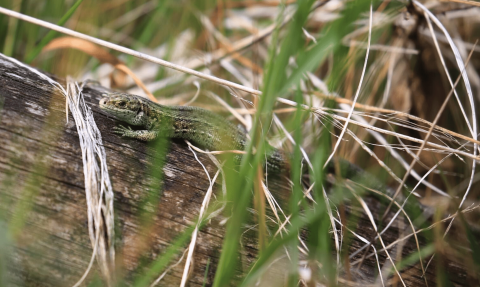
[0,56,472,286]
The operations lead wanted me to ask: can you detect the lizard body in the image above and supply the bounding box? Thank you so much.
[99,92,285,171]
[99,92,390,193]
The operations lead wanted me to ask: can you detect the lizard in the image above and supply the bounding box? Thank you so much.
[99,92,286,172]
[99,91,397,192]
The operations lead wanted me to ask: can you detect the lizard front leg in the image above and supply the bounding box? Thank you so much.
[113,125,158,141]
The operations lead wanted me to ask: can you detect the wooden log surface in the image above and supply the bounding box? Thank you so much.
[0,56,473,286]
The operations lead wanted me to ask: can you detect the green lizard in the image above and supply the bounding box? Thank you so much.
[99,92,385,188]
[99,92,286,172]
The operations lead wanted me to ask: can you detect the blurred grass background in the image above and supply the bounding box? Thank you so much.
[1,0,480,286]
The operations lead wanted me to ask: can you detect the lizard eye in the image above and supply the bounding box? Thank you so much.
[118,101,126,107]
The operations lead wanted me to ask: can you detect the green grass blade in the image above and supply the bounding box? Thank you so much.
[2,1,22,57]
[286,87,306,286]
[280,0,379,96]
[25,0,83,63]
[212,1,317,285]
[395,243,435,272]
[202,258,211,287]
[132,223,196,287]
[240,207,326,287]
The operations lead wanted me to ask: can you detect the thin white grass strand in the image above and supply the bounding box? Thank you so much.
[347,40,419,55]
[351,192,406,287]
[151,248,189,286]
[324,4,373,169]
[207,91,250,128]
[322,186,340,280]
[180,152,220,287]
[332,217,385,287]
[184,81,201,106]
[261,181,288,227]
[272,115,313,171]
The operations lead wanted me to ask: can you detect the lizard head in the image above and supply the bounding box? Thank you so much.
[99,92,149,126]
